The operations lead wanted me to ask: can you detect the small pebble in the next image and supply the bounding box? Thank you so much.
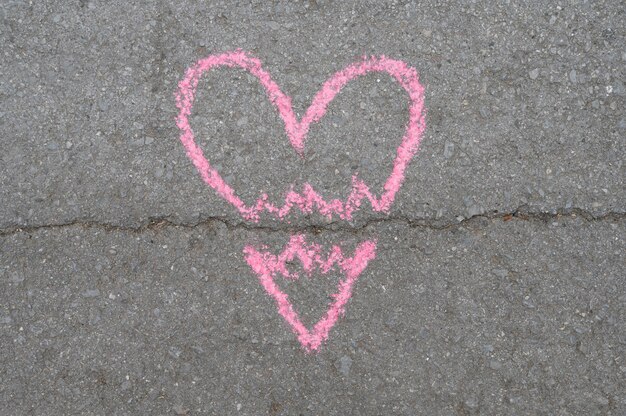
[82,289,100,298]
[465,398,479,409]
[338,355,352,376]
[443,141,455,159]
[492,269,508,278]
[173,404,189,415]
[236,116,248,127]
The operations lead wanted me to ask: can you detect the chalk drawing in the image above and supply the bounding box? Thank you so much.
[244,235,377,352]
[175,50,426,221]
[175,51,426,351]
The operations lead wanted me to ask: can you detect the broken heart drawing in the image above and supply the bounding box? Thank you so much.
[244,235,377,351]
[175,50,426,351]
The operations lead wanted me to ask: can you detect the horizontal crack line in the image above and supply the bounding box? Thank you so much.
[0,207,624,237]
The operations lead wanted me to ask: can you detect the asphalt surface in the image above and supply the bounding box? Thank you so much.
[1,1,624,415]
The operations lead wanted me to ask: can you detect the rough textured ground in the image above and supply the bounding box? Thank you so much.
[1,1,624,415]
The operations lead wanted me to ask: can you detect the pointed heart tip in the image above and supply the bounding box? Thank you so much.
[244,236,377,351]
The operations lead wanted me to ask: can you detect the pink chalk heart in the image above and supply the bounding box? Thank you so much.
[244,235,377,351]
[175,50,426,222]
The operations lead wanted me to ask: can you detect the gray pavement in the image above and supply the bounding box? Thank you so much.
[1,1,624,415]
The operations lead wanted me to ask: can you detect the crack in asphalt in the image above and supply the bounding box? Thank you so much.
[0,207,624,237]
